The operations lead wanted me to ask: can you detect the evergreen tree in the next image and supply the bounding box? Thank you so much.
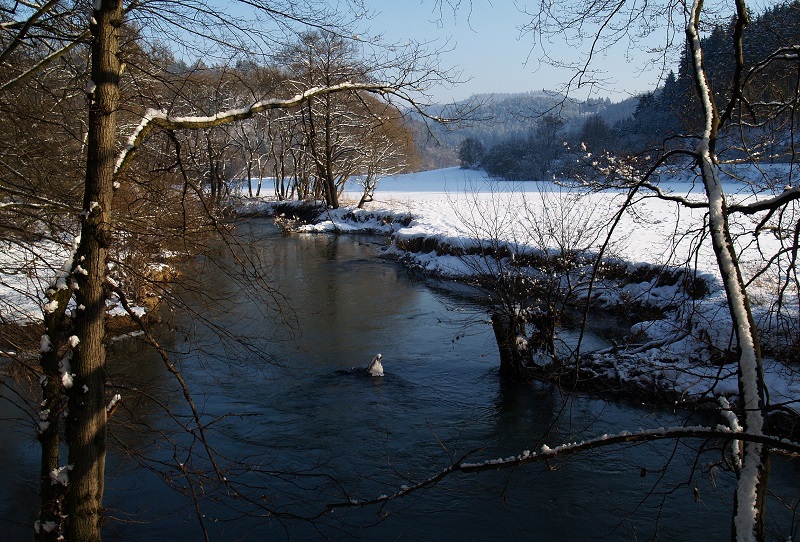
[457,137,485,169]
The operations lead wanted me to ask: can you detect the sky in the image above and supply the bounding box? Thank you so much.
[357,0,671,104]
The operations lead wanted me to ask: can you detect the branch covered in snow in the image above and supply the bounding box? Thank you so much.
[728,185,800,215]
[325,426,800,512]
[742,45,800,90]
[114,82,447,178]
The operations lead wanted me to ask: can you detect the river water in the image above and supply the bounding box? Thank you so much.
[1,219,798,541]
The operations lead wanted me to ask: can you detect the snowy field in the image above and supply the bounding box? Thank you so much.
[0,240,70,324]
[334,166,783,279]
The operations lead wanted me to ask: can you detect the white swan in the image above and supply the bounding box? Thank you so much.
[367,353,384,377]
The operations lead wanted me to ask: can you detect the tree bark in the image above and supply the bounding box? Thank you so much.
[36,288,71,542]
[687,1,769,539]
[65,2,123,540]
[491,312,529,380]
[322,95,339,208]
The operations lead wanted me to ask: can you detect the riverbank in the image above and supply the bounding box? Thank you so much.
[8,221,778,542]
[2,167,798,423]
[236,168,799,429]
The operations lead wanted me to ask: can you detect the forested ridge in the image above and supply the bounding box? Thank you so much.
[452,1,800,180]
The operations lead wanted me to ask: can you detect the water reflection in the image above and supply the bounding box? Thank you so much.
[0,379,40,536]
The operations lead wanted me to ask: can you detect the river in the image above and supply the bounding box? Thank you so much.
[1,218,798,541]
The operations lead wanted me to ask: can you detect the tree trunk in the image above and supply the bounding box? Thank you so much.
[246,160,253,198]
[65,1,123,540]
[491,312,529,380]
[701,155,771,542]
[322,99,339,209]
[702,154,771,542]
[687,2,769,539]
[35,288,71,542]
[324,171,339,208]
[357,188,370,209]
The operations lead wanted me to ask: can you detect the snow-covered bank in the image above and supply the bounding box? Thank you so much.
[0,238,154,327]
[0,240,71,324]
[240,167,799,412]
[4,167,797,411]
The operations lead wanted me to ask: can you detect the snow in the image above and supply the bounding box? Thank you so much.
[106,393,122,412]
[719,396,743,469]
[40,334,52,353]
[0,234,147,324]
[37,408,51,434]
[59,352,74,389]
[0,240,68,322]
[34,520,57,534]
[49,464,72,486]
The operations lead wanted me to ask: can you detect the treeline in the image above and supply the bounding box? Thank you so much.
[457,109,621,181]
[458,0,800,179]
[0,29,417,245]
[1,26,419,319]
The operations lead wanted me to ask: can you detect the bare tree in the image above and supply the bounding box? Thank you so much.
[1,1,460,541]
[505,0,800,539]
[282,30,376,208]
[447,181,613,378]
[355,118,414,208]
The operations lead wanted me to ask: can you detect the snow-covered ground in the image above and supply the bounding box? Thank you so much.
[0,240,69,324]
[337,167,784,279]
[0,239,148,328]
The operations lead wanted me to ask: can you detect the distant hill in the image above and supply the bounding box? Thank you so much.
[411,91,639,169]
[413,1,800,175]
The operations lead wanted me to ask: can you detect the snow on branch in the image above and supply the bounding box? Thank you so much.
[325,427,800,512]
[44,234,80,307]
[113,81,442,178]
[728,185,800,215]
[687,0,769,538]
[744,45,800,85]
[49,464,73,487]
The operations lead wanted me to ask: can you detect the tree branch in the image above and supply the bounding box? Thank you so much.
[728,186,800,215]
[0,29,91,93]
[0,0,63,66]
[325,426,800,512]
[113,81,446,177]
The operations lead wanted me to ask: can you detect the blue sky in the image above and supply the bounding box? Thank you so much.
[359,0,669,104]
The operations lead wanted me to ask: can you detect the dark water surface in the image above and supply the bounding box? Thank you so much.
[1,219,798,541]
